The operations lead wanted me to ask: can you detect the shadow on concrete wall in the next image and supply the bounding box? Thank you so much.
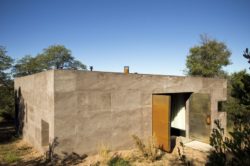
[15,87,25,137]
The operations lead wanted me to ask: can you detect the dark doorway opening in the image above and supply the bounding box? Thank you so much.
[170,93,191,137]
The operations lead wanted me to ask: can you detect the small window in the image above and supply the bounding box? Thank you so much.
[218,101,224,112]
[41,120,49,146]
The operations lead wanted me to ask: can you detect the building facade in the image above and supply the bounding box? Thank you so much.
[14,70,227,154]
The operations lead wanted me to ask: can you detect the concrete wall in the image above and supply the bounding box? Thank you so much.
[14,70,227,154]
[14,71,55,152]
[53,70,227,154]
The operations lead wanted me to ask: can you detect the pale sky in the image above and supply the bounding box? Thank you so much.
[1,0,250,75]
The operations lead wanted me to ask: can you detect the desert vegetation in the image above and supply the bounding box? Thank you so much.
[206,117,250,165]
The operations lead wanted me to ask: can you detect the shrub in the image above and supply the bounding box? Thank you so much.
[98,143,112,165]
[45,137,60,164]
[206,116,250,166]
[224,114,250,165]
[44,137,87,165]
[0,84,14,121]
[177,141,192,166]
[107,154,131,166]
[206,120,226,166]
[132,134,163,162]
[3,152,20,164]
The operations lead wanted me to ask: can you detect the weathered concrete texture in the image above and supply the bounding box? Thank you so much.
[53,70,227,154]
[14,70,227,154]
[14,71,54,152]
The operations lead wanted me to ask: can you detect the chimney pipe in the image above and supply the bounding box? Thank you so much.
[124,66,129,74]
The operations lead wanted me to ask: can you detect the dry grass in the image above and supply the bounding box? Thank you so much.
[0,138,209,166]
[0,119,208,166]
[2,151,21,164]
[98,143,112,165]
[0,120,41,165]
[0,139,42,165]
[132,134,163,162]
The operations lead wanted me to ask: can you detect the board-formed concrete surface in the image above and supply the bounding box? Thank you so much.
[14,71,55,152]
[14,70,227,154]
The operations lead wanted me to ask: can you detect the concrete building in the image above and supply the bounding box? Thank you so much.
[14,70,227,154]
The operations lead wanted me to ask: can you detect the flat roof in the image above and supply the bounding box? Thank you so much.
[14,69,227,81]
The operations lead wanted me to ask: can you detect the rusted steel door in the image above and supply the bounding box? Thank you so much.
[152,95,171,152]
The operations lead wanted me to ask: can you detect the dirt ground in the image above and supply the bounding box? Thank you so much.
[0,119,209,165]
[0,139,43,165]
[0,119,43,165]
[0,137,209,165]
[78,137,209,166]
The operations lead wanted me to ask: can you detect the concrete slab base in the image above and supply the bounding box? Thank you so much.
[184,141,212,152]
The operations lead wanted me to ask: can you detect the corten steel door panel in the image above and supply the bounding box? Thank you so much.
[152,95,171,152]
[189,93,211,143]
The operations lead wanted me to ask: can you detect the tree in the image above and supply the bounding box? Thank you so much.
[0,46,14,120]
[13,45,87,77]
[207,118,250,166]
[13,55,44,77]
[230,70,250,108]
[186,35,231,77]
[0,46,13,88]
[220,70,250,127]
[41,45,86,70]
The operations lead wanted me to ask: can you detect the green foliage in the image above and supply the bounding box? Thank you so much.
[0,46,13,87]
[212,70,250,165]
[42,45,86,70]
[98,143,111,164]
[13,55,44,77]
[0,46,13,71]
[186,34,231,77]
[0,46,13,72]
[206,118,250,166]
[230,70,250,107]
[207,120,226,166]
[107,155,131,166]
[0,83,14,120]
[13,45,87,77]
[221,71,250,125]
[0,46,14,120]
[224,115,250,165]
[43,45,72,69]
[3,152,21,164]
